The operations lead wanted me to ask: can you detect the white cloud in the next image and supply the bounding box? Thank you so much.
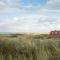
[0,0,60,12]
[46,0,60,10]
[0,0,60,32]
[0,15,60,32]
[0,0,60,14]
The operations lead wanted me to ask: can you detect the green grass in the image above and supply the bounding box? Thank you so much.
[0,33,60,60]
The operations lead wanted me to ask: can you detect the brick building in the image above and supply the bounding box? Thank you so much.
[49,30,60,36]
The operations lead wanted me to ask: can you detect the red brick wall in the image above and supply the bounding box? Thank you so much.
[49,31,60,36]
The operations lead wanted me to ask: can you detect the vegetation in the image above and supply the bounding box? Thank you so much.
[0,33,60,60]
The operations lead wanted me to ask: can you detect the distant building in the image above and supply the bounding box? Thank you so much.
[49,30,60,36]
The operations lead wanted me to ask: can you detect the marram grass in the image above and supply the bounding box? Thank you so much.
[0,34,60,60]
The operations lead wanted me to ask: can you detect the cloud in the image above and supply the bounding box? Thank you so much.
[46,0,60,10]
[0,15,60,32]
[0,0,60,32]
[0,0,60,14]
[0,0,60,12]
[0,0,47,13]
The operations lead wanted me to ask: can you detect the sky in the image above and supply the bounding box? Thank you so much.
[0,0,60,32]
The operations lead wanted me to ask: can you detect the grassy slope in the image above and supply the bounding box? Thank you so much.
[0,33,60,60]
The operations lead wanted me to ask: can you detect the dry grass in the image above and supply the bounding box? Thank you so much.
[0,33,60,60]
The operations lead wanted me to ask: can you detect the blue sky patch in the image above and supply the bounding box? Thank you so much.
[20,0,47,6]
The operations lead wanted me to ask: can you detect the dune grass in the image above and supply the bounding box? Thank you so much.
[0,34,60,60]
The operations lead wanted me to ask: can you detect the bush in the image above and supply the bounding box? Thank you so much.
[0,34,60,60]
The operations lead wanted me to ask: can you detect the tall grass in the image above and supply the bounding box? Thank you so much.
[0,34,60,60]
